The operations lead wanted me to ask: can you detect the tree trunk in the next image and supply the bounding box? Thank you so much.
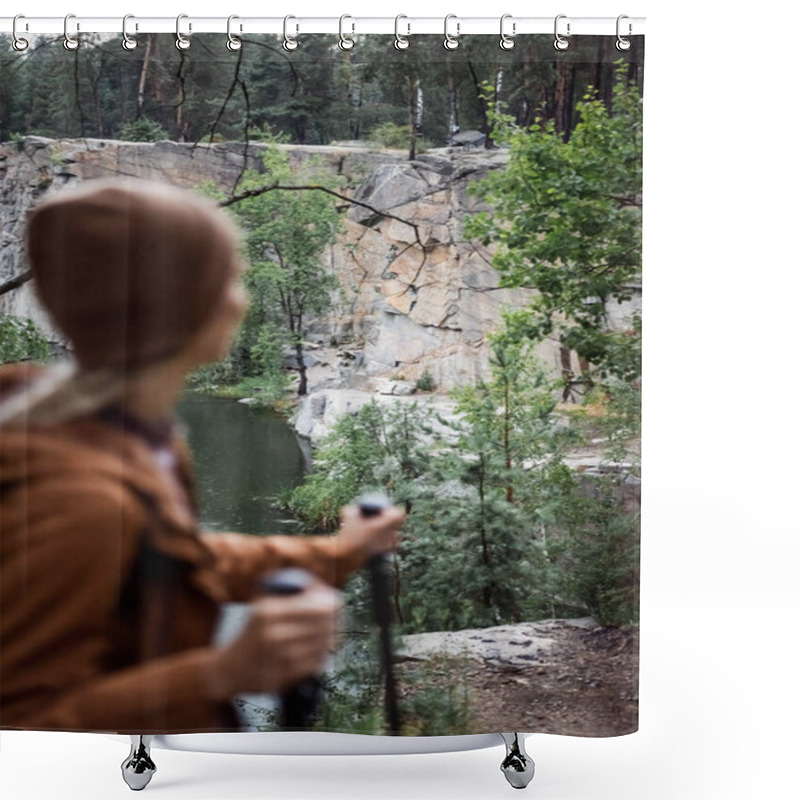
[560,344,575,402]
[478,459,492,609]
[466,61,491,148]
[137,34,153,117]
[447,65,459,138]
[504,375,514,503]
[553,59,576,139]
[407,74,417,161]
[294,319,308,396]
[393,556,404,625]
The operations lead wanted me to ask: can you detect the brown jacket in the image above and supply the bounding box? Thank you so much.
[0,364,363,734]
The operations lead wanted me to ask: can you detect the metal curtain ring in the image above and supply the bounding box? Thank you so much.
[616,14,632,51]
[227,15,242,51]
[122,14,138,50]
[63,13,79,50]
[443,13,460,50]
[175,14,191,50]
[339,15,355,51]
[554,14,570,51]
[12,14,29,51]
[499,14,515,50]
[283,15,298,51]
[394,14,410,50]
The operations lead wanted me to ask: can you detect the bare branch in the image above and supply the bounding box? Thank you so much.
[220,183,427,250]
[0,270,33,297]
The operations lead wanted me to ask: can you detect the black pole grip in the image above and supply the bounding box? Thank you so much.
[355,494,402,734]
[258,567,321,730]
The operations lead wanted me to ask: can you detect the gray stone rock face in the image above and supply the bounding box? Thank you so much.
[1,137,640,394]
[292,388,460,444]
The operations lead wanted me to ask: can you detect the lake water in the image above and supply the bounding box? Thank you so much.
[177,393,307,535]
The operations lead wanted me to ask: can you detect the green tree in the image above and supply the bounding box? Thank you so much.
[0,315,49,364]
[229,146,342,396]
[118,117,168,142]
[465,67,642,385]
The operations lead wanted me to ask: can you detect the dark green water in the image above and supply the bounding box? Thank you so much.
[176,393,307,535]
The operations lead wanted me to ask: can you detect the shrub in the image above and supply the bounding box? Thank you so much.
[118,117,168,142]
[415,369,435,392]
[0,315,49,364]
[368,122,411,149]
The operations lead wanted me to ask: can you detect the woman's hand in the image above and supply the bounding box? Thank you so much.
[209,577,342,699]
[336,503,406,563]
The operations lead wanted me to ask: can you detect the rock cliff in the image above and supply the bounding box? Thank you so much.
[1,137,640,420]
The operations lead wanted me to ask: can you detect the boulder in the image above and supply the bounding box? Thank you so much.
[397,619,598,667]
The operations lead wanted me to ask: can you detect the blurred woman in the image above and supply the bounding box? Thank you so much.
[0,179,404,733]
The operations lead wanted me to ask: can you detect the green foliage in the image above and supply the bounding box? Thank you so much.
[561,474,640,627]
[9,132,24,151]
[414,369,435,392]
[247,124,291,144]
[368,122,411,149]
[118,117,168,142]
[0,315,49,364]
[465,66,642,384]
[575,378,641,469]
[288,338,639,631]
[400,655,473,735]
[312,630,384,734]
[286,400,437,531]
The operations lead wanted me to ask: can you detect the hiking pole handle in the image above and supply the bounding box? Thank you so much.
[257,568,321,730]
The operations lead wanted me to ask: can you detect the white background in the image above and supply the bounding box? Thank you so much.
[2,1,799,798]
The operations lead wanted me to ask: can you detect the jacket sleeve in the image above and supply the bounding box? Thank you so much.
[0,478,229,733]
[199,531,365,601]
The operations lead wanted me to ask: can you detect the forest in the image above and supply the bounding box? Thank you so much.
[1,33,642,152]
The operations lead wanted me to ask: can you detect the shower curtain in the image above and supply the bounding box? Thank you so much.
[0,28,643,739]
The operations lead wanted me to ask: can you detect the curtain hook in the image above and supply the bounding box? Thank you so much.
[283,15,299,51]
[63,13,79,51]
[339,14,355,51]
[394,14,410,50]
[12,14,29,51]
[554,14,570,51]
[122,14,138,51]
[616,14,632,51]
[443,13,460,51]
[499,14,515,51]
[227,15,242,51]
[175,14,191,50]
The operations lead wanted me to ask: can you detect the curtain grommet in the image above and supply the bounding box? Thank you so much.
[121,14,138,51]
[63,14,79,51]
[616,14,632,51]
[339,15,355,51]
[175,14,191,50]
[12,14,29,51]
[500,14,515,51]
[443,14,460,51]
[227,15,242,51]
[283,15,299,51]
[394,15,410,50]
[554,14,570,51]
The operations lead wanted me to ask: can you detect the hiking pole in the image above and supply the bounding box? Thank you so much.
[257,568,322,730]
[356,493,402,734]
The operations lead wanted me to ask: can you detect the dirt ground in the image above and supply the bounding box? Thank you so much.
[396,622,639,737]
